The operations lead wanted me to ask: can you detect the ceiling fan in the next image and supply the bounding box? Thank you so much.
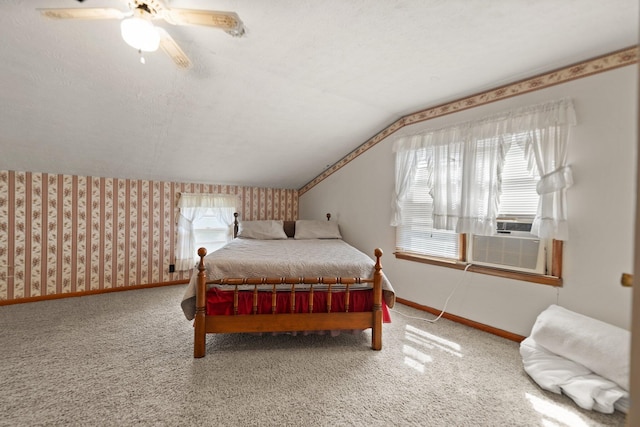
[38,0,245,69]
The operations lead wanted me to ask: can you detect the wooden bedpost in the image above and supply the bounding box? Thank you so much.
[371,248,383,351]
[233,212,239,238]
[194,247,208,358]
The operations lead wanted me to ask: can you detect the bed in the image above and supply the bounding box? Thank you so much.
[181,215,395,358]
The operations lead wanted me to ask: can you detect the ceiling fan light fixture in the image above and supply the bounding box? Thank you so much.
[120,17,160,52]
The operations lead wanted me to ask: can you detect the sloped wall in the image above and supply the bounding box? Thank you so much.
[0,172,297,301]
[299,56,637,335]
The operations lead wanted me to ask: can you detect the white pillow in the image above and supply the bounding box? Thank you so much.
[237,220,288,240]
[294,220,342,239]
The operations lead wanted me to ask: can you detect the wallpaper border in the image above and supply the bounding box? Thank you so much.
[298,46,639,196]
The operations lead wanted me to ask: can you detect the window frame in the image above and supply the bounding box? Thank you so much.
[394,238,563,286]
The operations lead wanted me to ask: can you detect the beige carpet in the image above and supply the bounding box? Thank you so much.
[0,285,627,426]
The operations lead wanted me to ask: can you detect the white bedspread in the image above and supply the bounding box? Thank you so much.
[181,238,395,320]
[520,305,630,414]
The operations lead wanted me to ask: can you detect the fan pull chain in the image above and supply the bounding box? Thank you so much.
[138,49,146,64]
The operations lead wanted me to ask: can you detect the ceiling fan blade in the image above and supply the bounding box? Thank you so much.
[162,9,245,37]
[157,28,192,69]
[38,8,126,20]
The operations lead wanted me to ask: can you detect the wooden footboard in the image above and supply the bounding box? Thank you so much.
[193,247,384,358]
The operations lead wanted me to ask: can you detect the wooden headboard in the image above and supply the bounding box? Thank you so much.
[283,221,296,238]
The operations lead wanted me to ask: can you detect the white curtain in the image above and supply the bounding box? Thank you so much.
[427,128,464,231]
[391,98,576,239]
[522,99,577,240]
[422,125,508,235]
[392,121,510,236]
[175,193,238,271]
[390,135,421,226]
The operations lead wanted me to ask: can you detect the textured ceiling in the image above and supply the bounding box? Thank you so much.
[0,0,638,189]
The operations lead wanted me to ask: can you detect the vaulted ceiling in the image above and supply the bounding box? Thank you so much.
[0,0,637,189]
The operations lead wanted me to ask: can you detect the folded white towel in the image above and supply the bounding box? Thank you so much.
[530,304,630,391]
[520,337,591,393]
[561,375,627,414]
[520,337,628,414]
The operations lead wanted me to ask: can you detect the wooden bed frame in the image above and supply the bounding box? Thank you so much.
[193,215,385,358]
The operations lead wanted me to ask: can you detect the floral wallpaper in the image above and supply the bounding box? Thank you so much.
[0,171,298,301]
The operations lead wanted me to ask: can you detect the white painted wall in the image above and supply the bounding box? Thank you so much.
[299,65,637,336]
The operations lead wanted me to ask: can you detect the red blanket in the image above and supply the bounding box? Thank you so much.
[206,288,391,322]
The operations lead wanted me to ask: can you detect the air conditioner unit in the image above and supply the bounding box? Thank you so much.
[468,222,546,274]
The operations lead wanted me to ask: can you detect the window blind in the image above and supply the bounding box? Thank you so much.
[395,152,459,258]
[498,136,540,219]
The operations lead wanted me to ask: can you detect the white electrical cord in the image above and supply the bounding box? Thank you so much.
[390,263,473,323]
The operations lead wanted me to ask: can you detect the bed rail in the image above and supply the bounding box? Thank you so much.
[207,277,370,315]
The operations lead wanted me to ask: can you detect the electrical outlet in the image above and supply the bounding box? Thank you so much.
[169,264,175,273]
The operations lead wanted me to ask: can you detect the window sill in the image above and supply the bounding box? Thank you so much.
[394,252,562,287]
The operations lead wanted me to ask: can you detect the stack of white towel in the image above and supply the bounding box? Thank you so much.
[520,304,630,414]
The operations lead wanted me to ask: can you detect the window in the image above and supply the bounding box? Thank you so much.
[192,211,231,256]
[175,193,237,271]
[396,136,539,259]
[395,147,459,259]
[391,99,576,284]
[497,138,539,219]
